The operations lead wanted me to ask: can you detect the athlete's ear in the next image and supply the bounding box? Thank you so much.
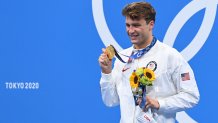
[149,20,154,31]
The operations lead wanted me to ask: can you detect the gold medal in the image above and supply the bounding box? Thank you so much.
[105,45,115,60]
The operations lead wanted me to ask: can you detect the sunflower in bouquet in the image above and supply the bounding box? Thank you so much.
[130,67,155,87]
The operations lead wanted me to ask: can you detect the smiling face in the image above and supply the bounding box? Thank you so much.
[122,2,156,49]
[126,16,154,49]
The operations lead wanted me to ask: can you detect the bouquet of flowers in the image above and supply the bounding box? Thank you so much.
[129,67,156,106]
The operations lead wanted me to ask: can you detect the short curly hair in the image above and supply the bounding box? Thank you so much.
[122,2,156,24]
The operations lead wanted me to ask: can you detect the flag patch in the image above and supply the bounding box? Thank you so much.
[181,72,190,81]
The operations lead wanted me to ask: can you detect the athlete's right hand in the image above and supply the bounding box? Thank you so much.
[98,48,112,74]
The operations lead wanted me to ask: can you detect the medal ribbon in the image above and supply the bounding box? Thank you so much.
[113,37,157,63]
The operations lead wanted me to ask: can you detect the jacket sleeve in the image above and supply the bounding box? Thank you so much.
[158,50,200,114]
[100,60,121,107]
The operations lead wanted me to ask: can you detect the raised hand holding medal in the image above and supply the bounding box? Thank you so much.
[98,45,116,74]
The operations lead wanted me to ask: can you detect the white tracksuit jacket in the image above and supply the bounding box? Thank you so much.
[100,40,200,123]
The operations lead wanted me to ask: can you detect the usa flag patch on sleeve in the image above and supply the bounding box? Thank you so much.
[181,72,190,81]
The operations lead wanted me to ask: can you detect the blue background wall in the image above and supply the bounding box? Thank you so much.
[0,0,217,123]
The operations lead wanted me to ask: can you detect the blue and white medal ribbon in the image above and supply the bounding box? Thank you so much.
[113,37,157,63]
[129,37,157,61]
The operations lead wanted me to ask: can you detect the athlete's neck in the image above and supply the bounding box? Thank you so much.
[134,36,153,49]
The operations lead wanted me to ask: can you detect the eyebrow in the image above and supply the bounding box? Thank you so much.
[126,23,141,26]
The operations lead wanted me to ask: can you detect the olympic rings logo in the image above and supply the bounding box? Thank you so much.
[92,0,218,122]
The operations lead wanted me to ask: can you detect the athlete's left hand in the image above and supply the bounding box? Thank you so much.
[145,96,160,110]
